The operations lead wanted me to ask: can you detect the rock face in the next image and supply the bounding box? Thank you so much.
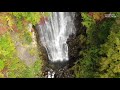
[10,24,39,67]
[0,13,39,67]
[35,12,87,78]
[67,13,87,68]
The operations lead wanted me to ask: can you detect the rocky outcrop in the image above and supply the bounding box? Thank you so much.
[67,12,87,68]
[35,12,87,78]
[10,24,39,67]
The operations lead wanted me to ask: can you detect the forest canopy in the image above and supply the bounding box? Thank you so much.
[0,12,120,78]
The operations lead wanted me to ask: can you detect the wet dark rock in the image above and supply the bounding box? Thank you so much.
[68,12,87,68]
[54,65,74,78]
[34,12,87,78]
[34,25,49,63]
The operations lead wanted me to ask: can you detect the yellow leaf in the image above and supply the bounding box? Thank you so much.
[0,72,4,78]
[93,12,105,21]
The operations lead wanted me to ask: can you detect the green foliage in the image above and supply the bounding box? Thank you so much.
[10,12,39,31]
[87,18,115,46]
[71,47,100,78]
[7,57,27,78]
[81,12,95,30]
[23,30,32,44]
[5,15,14,31]
[0,32,16,77]
[11,12,41,25]
[0,32,43,78]
[99,20,120,78]
[96,18,115,44]
[2,12,120,78]
[7,57,43,78]
[0,60,4,71]
[19,60,43,78]
[81,12,115,46]
[111,12,120,18]
[72,12,117,78]
[0,32,15,59]
[81,12,96,46]
[17,20,23,30]
[0,33,26,77]
[29,48,37,56]
[11,12,50,25]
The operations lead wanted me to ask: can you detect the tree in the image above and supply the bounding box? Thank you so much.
[99,19,120,78]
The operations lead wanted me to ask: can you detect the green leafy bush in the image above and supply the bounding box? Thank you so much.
[0,60,4,71]
[0,32,15,59]
[81,12,95,30]
[18,60,43,78]
[71,47,100,78]
[0,32,43,78]
[71,12,118,78]
[23,30,32,44]
[11,12,41,25]
[99,20,120,78]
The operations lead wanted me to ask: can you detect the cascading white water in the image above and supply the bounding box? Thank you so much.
[38,12,76,62]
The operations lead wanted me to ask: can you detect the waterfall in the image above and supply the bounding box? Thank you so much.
[37,12,76,62]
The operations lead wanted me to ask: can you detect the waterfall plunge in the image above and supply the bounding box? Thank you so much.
[38,12,76,62]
